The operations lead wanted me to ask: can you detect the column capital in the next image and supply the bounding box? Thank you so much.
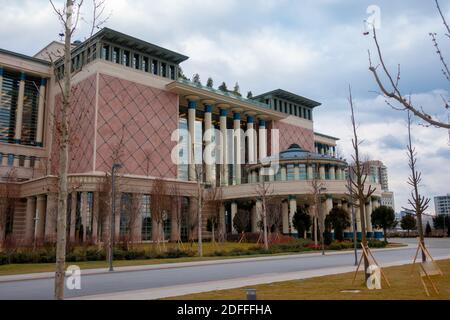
[219,108,228,117]
[247,115,254,124]
[0,67,3,76]
[258,119,266,127]
[19,72,26,81]
[40,78,47,86]
[233,112,241,121]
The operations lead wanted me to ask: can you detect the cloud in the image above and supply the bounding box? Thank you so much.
[1,0,449,213]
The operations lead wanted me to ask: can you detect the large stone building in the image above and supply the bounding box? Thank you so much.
[0,28,383,246]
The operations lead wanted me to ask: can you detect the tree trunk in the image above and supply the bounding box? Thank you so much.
[383,227,387,243]
[54,0,72,300]
[263,202,268,250]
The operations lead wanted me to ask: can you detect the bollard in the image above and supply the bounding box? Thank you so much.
[245,289,257,300]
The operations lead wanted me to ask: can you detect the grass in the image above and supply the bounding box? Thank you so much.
[168,260,450,300]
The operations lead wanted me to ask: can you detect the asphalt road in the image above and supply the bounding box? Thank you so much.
[0,238,449,300]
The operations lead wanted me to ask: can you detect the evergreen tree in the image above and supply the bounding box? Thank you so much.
[192,73,201,85]
[233,82,241,96]
[400,213,417,236]
[292,209,312,239]
[206,77,214,88]
[218,82,228,92]
[325,207,351,241]
[433,214,450,236]
[425,221,432,237]
[178,67,188,80]
[371,205,396,242]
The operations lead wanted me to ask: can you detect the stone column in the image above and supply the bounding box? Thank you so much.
[233,110,242,185]
[231,202,238,234]
[203,102,214,184]
[251,204,257,233]
[289,196,297,234]
[170,198,181,242]
[258,119,267,160]
[187,98,198,182]
[45,193,58,242]
[14,72,26,144]
[307,165,314,180]
[325,195,333,216]
[24,196,36,245]
[246,115,255,164]
[282,200,289,234]
[294,165,300,181]
[69,192,77,243]
[80,192,88,242]
[36,78,46,146]
[35,195,46,242]
[92,192,100,243]
[329,166,336,180]
[219,106,229,186]
[336,167,342,180]
[255,200,262,233]
[319,165,326,180]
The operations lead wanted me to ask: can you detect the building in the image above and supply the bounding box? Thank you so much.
[0,28,383,246]
[362,160,395,210]
[434,194,450,215]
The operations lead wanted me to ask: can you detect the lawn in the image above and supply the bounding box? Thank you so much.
[168,259,450,300]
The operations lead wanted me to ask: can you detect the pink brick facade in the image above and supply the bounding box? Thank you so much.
[95,74,178,178]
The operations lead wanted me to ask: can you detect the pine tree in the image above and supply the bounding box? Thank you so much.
[218,82,228,92]
[206,77,214,88]
[192,73,201,85]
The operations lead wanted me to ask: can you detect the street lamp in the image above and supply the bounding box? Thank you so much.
[109,163,123,272]
[318,187,327,256]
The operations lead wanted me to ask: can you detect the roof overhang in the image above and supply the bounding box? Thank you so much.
[167,80,287,120]
[253,89,321,108]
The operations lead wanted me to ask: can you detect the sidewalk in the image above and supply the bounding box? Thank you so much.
[0,244,414,283]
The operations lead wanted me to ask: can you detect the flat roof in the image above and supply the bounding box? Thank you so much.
[0,48,51,66]
[314,132,340,141]
[253,89,321,108]
[74,27,189,65]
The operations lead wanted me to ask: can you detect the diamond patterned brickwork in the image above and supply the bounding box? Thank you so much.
[96,74,178,178]
[50,75,97,174]
[270,120,315,153]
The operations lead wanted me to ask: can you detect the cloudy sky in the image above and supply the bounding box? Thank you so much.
[1,0,449,214]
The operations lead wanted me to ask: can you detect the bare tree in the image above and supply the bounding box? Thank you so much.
[204,185,224,244]
[403,111,431,262]
[169,183,184,246]
[49,0,109,299]
[367,0,450,129]
[348,86,377,280]
[151,179,170,252]
[255,179,273,250]
[0,169,19,248]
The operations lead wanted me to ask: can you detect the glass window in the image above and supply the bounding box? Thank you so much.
[152,60,158,75]
[133,53,140,69]
[170,65,175,80]
[122,50,130,67]
[7,154,14,166]
[299,164,307,180]
[19,155,25,167]
[289,104,293,115]
[141,195,152,241]
[287,164,295,181]
[113,47,120,64]
[142,57,149,72]
[161,62,167,77]
[101,44,110,60]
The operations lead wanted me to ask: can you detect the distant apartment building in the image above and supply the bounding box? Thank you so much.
[434,194,450,215]
[362,160,395,210]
